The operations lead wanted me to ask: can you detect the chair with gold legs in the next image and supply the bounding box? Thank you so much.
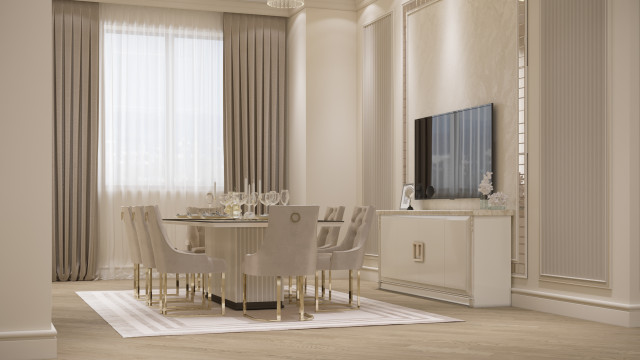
[121,206,143,299]
[145,205,226,316]
[316,206,345,297]
[314,205,375,311]
[132,206,185,306]
[243,205,319,321]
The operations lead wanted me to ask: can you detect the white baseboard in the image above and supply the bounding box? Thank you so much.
[512,289,640,327]
[0,324,57,359]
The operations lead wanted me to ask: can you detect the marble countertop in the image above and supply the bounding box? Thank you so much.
[377,209,515,216]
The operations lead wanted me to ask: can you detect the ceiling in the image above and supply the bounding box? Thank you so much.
[80,0,377,17]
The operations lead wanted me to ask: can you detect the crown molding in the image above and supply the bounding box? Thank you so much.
[356,0,378,10]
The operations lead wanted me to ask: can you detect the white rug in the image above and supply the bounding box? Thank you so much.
[77,290,462,338]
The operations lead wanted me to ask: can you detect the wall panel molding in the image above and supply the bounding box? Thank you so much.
[363,12,394,256]
[539,0,609,285]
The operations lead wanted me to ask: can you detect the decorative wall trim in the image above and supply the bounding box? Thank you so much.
[0,324,57,360]
[363,12,394,255]
[402,0,441,184]
[539,0,609,285]
[512,288,640,327]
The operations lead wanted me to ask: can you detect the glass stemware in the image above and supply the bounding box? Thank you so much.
[266,191,280,213]
[259,192,269,216]
[280,189,289,206]
[244,192,258,219]
[205,192,215,214]
[218,193,233,216]
[231,192,245,218]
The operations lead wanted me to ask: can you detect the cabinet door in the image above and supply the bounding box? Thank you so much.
[380,216,445,287]
[444,216,470,292]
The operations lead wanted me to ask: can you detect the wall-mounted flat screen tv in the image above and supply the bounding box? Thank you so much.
[415,103,493,199]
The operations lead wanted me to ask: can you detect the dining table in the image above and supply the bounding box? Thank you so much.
[163,217,343,310]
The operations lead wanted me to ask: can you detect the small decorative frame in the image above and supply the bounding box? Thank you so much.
[400,183,414,210]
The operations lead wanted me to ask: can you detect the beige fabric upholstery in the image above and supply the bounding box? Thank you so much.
[319,206,345,248]
[132,206,156,269]
[317,207,337,247]
[186,207,210,253]
[317,206,375,270]
[244,206,319,277]
[145,206,226,275]
[122,206,142,264]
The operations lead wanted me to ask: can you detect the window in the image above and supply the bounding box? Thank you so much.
[101,7,224,191]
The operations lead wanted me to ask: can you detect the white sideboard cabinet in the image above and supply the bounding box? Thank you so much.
[378,210,513,307]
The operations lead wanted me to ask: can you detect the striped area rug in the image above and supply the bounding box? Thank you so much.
[77,290,462,338]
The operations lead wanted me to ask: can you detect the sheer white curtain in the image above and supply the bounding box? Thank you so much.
[98,4,224,279]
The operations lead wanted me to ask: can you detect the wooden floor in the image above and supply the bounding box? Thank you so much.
[53,279,640,360]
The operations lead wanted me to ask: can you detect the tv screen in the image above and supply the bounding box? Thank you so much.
[415,103,493,199]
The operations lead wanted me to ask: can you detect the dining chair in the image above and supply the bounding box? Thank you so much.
[131,206,182,306]
[318,206,345,248]
[145,205,226,316]
[121,206,143,299]
[289,206,339,302]
[185,207,207,254]
[315,205,375,311]
[316,205,345,297]
[185,207,208,292]
[243,205,319,321]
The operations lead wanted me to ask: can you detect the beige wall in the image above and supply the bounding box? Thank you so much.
[512,0,640,327]
[0,0,57,358]
[287,8,358,212]
[358,0,518,211]
[306,8,357,209]
[405,0,518,210]
[287,9,308,205]
[358,0,640,327]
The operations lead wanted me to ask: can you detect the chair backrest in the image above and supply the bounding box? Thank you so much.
[121,206,142,264]
[317,207,337,247]
[186,207,205,249]
[144,205,177,274]
[254,205,319,277]
[325,206,345,247]
[340,206,375,253]
[131,205,155,268]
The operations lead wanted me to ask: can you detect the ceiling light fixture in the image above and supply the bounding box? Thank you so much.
[267,0,304,9]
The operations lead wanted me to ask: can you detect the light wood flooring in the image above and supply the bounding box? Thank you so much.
[53,279,640,360]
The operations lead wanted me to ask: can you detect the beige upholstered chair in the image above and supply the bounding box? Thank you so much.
[145,205,226,315]
[121,206,143,299]
[315,206,345,297]
[315,205,375,310]
[243,205,319,321]
[185,207,211,253]
[318,206,345,248]
[131,205,160,306]
[132,206,182,306]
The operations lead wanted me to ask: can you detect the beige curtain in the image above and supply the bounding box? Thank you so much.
[52,0,99,281]
[223,13,287,194]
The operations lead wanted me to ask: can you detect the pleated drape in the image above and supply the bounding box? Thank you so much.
[52,0,99,281]
[223,13,287,194]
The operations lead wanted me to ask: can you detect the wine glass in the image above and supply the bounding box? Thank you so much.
[259,192,269,216]
[244,192,258,219]
[267,191,280,211]
[231,192,245,218]
[280,189,289,206]
[205,192,215,214]
[218,193,233,216]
